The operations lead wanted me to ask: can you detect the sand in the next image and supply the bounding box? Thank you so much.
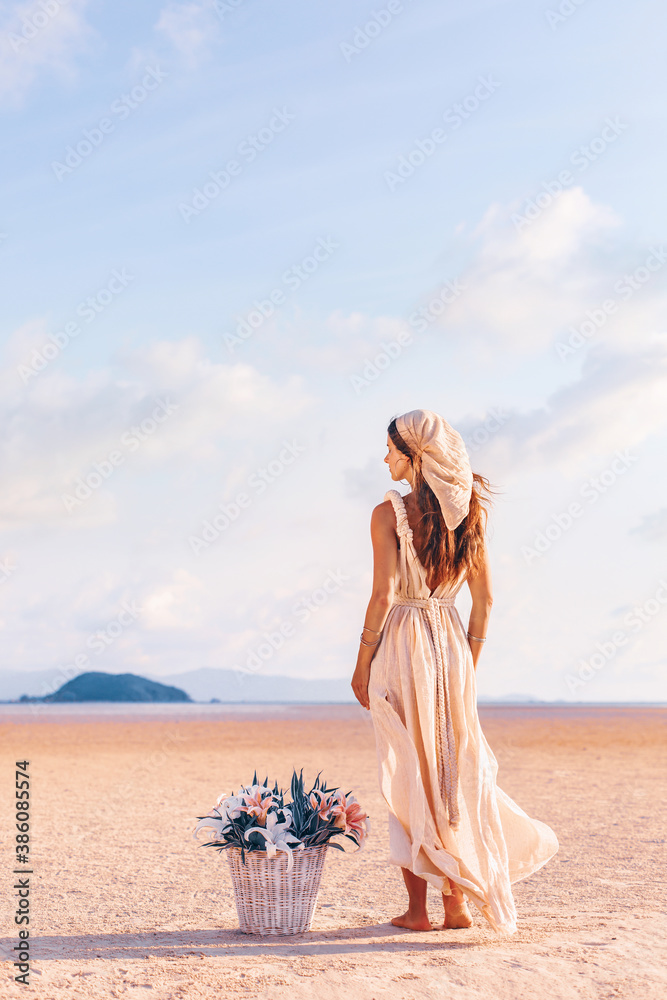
[1,703,665,999]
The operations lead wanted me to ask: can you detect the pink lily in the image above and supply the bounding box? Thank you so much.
[329,792,370,844]
[238,785,274,826]
[309,789,333,822]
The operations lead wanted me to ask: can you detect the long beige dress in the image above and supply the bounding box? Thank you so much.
[368,489,559,937]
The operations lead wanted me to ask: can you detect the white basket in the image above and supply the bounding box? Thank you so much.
[226,843,328,936]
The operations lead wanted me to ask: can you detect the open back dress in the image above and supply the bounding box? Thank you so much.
[367,489,559,936]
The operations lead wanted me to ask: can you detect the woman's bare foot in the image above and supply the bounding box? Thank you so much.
[439,892,473,929]
[391,910,433,931]
[392,868,433,930]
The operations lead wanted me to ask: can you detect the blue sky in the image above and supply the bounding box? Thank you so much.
[1,0,666,702]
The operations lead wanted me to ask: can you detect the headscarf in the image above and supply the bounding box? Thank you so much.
[394,409,473,530]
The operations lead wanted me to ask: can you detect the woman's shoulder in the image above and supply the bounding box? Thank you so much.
[378,490,410,536]
[371,495,397,520]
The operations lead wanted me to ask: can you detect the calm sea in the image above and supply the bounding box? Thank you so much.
[0,701,664,724]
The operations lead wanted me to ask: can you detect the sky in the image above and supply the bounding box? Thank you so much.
[1,0,666,703]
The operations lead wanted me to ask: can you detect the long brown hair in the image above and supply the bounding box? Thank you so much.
[388,416,497,585]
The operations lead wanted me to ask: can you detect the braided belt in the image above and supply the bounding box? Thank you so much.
[391,595,460,829]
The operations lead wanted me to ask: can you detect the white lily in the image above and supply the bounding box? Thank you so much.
[244,809,304,871]
[214,793,245,819]
[193,805,232,841]
[238,784,273,799]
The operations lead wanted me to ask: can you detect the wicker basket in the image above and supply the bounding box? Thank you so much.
[226,843,328,935]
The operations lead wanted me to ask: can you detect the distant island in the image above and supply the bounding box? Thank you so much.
[22,671,191,703]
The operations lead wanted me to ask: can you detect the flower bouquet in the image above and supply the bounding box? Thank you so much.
[194,769,369,935]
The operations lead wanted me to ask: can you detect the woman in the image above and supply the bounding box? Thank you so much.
[351,409,558,936]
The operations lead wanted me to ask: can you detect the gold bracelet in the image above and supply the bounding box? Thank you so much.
[362,625,382,633]
[466,632,486,643]
[359,634,382,646]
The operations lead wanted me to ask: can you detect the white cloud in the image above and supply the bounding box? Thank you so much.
[154,1,216,69]
[0,0,95,108]
[446,187,667,356]
[629,507,667,543]
[0,333,315,527]
[271,188,667,379]
[142,568,206,629]
[460,342,667,479]
[470,186,620,263]
[266,309,410,374]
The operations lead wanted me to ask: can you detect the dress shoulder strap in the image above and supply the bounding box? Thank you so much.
[384,489,413,540]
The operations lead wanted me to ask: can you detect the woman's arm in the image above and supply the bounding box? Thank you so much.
[351,501,398,709]
[466,541,493,670]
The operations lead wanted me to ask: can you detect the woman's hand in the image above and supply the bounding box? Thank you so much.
[351,663,371,710]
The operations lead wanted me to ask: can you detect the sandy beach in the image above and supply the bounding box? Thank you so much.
[1,704,665,999]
